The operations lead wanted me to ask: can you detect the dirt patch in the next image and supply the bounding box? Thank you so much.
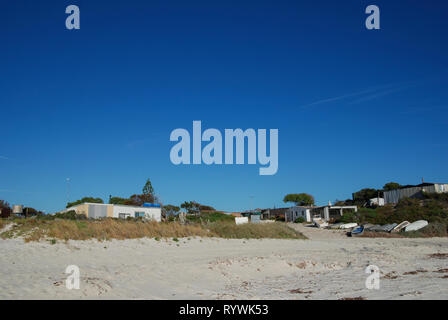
[399,291,422,297]
[289,288,313,294]
[428,253,448,259]
[403,269,428,275]
[383,272,399,279]
[339,297,367,300]
[360,231,404,238]
[434,268,448,274]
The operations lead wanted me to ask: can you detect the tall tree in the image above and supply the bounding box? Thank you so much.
[383,182,402,191]
[143,178,154,196]
[283,193,315,206]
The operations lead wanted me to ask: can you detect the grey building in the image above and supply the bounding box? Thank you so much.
[384,182,448,204]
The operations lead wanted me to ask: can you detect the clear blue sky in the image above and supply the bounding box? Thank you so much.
[1,0,447,213]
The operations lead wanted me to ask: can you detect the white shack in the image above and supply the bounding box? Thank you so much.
[62,203,161,221]
[285,205,357,222]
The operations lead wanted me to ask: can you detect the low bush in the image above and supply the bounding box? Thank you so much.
[186,212,235,223]
[294,217,305,223]
[54,210,87,220]
[337,211,358,223]
[336,194,448,229]
[207,221,306,240]
[0,219,8,230]
[402,222,448,238]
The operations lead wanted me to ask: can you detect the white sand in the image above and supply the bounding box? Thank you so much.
[0,223,447,300]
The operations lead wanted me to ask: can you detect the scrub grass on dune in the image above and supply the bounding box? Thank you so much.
[207,221,306,239]
[0,219,8,230]
[0,218,306,242]
[1,219,210,242]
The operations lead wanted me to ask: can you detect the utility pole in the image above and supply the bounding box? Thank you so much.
[66,178,70,206]
[378,190,380,207]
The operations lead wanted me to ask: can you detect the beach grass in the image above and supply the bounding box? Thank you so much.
[1,219,210,242]
[0,219,8,230]
[207,221,306,239]
[0,218,306,242]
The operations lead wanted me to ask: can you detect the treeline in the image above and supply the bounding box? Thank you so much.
[0,200,44,218]
[336,182,403,207]
[281,182,403,208]
[65,178,216,218]
[66,179,158,208]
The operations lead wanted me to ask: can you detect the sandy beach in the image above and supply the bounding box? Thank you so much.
[1,223,447,300]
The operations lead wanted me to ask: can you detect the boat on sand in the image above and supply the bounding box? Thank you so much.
[350,225,364,237]
[339,223,358,229]
[391,221,410,233]
[404,220,428,232]
[313,219,329,228]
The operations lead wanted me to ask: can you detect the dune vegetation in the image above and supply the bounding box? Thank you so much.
[0,219,8,230]
[336,194,448,238]
[207,221,305,239]
[0,214,306,242]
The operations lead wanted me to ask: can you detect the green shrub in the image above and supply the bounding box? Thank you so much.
[423,192,448,203]
[294,217,305,223]
[207,221,306,239]
[337,211,357,223]
[403,222,448,238]
[186,212,235,223]
[335,194,448,230]
[53,210,86,220]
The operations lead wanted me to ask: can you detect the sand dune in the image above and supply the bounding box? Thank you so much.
[1,225,447,299]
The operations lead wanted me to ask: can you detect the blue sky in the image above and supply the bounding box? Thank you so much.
[1,0,447,213]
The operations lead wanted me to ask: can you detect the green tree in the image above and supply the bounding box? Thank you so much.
[181,201,201,215]
[0,200,11,210]
[0,200,12,218]
[199,204,215,211]
[283,193,315,206]
[163,204,180,216]
[23,207,43,216]
[67,197,103,208]
[124,194,155,206]
[109,196,129,205]
[383,182,402,191]
[143,178,154,196]
[352,188,379,204]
